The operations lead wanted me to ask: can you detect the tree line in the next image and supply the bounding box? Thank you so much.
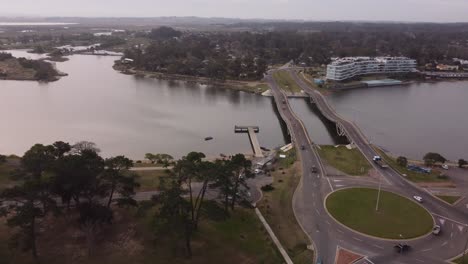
[0,142,254,262]
[121,26,468,81]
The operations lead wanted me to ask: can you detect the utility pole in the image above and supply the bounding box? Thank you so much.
[375,170,382,211]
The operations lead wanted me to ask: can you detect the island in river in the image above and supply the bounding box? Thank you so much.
[0,52,66,81]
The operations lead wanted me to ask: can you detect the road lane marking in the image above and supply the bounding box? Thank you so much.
[335,184,345,188]
[333,179,342,182]
[327,177,334,191]
[441,241,448,247]
[337,229,344,234]
[433,213,468,227]
[353,237,363,242]
[451,232,453,238]
[421,248,432,252]
[458,225,465,232]
[315,208,321,215]
[372,244,384,249]
[439,218,446,225]
[415,259,425,263]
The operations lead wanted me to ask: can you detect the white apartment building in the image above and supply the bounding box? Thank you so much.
[326,57,417,81]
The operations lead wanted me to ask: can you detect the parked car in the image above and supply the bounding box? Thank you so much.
[300,145,306,150]
[413,195,423,203]
[432,225,441,235]
[442,164,449,170]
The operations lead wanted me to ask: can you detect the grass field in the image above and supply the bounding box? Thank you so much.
[131,169,172,191]
[436,195,461,205]
[453,255,468,264]
[273,71,303,93]
[258,162,314,264]
[317,145,371,176]
[0,202,282,264]
[326,188,433,239]
[373,147,445,182]
[277,148,297,169]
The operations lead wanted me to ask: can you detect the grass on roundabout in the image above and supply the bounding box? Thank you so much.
[326,188,434,239]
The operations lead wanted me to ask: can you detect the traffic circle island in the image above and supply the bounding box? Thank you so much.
[325,187,434,239]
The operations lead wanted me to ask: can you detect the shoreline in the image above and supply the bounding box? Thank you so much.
[113,64,269,95]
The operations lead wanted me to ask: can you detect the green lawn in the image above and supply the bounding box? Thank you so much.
[259,162,314,264]
[277,148,297,169]
[453,255,468,264]
[326,188,433,239]
[273,71,303,93]
[373,147,445,182]
[131,169,172,191]
[317,145,371,176]
[436,195,461,205]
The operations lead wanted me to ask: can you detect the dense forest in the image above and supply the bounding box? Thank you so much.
[121,25,468,80]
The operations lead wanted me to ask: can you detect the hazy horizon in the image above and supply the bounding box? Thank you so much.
[0,0,468,23]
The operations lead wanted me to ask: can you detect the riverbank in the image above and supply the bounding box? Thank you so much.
[113,64,269,95]
[0,52,66,82]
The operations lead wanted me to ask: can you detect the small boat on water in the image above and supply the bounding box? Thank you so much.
[204,136,213,141]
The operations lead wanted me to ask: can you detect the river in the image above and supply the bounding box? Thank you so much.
[327,81,468,161]
[1,50,294,159]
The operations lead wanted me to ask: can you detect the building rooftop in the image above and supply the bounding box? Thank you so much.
[329,56,414,66]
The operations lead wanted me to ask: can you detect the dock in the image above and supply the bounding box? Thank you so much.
[235,126,264,158]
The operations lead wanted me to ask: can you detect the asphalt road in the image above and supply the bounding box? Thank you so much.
[266,70,468,264]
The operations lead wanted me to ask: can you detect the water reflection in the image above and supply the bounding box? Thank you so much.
[0,51,286,159]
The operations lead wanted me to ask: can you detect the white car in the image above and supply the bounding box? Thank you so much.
[442,164,449,170]
[413,196,423,203]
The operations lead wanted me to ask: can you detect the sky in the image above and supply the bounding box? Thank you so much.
[1,0,468,22]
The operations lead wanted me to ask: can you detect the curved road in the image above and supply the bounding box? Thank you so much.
[266,70,468,264]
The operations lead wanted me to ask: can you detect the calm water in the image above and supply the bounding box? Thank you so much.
[327,82,468,160]
[0,50,288,159]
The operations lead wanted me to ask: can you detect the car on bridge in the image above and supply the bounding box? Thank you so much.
[311,166,318,173]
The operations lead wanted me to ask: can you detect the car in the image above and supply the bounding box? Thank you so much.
[311,166,318,173]
[394,243,411,253]
[413,195,423,203]
[442,164,449,170]
[432,225,441,235]
[300,145,306,150]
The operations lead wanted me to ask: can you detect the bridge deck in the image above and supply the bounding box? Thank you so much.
[248,127,264,158]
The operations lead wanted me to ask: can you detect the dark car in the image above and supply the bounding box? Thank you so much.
[394,243,411,253]
[300,145,306,150]
[311,166,318,173]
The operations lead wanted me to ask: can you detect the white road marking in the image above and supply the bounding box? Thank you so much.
[353,237,363,242]
[327,177,334,191]
[337,229,344,234]
[315,208,321,215]
[458,225,465,232]
[439,218,446,225]
[326,220,331,225]
[441,241,448,247]
[335,184,345,188]
[433,213,468,227]
[415,258,425,263]
[450,232,453,238]
[372,244,384,249]
[364,258,376,264]
[421,248,432,252]
[333,179,342,182]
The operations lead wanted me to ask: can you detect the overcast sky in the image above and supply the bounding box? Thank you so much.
[1,0,468,22]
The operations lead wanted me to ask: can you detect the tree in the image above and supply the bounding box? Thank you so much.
[423,152,447,166]
[103,156,138,208]
[459,159,468,168]
[396,156,408,167]
[21,144,56,179]
[148,26,182,40]
[77,202,113,257]
[0,154,6,164]
[228,154,253,210]
[144,153,174,167]
[71,141,101,154]
[153,177,193,257]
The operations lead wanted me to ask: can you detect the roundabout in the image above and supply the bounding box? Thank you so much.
[325,187,434,239]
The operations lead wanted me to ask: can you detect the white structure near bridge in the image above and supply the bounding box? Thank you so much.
[326,57,417,81]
